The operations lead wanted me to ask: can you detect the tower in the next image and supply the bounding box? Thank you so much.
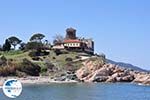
[65,27,77,39]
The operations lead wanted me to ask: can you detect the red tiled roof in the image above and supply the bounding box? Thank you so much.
[64,39,81,43]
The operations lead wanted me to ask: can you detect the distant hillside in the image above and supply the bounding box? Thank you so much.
[107,59,149,72]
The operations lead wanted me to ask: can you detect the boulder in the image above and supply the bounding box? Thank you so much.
[76,67,89,80]
[93,76,108,82]
[76,58,149,84]
[106,77,116,82]
[121,75,134,82]
[133,74,150,85]
[96,67,112,76]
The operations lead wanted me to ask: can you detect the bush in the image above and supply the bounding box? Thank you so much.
[15,70,27,77]
[64,63,77,72]
[0,58,41,76]
[29,50,49,57]
[54,49,62,56]
[40,50,49,56]
[32,57,42,61]
[0,56,7,66]
[65,57,73,62]
[45,61,57,72]
[75,56,81,59]
[18,58,41,76]
[52,57,56,59]
[41,66,48,73]
[0,66,16,76]
[25,42,43,50]
[28,50,38,57]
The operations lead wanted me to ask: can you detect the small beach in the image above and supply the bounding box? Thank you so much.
[0,76,78,86]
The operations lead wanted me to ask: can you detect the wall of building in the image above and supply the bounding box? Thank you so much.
[64,43,81,47]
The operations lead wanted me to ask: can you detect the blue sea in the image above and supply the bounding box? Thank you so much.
[0,83,150,100]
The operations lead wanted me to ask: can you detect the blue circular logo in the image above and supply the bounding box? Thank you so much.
[2,79,22,98]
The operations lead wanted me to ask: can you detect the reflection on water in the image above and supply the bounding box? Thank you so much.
[0,83,150,100]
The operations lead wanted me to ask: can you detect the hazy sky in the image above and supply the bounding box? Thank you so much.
[0,0,149,70]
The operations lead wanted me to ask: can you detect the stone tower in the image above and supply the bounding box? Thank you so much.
[65,27,77,39]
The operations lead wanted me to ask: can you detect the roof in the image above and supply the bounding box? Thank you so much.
[66,27,76,32]
[64,39,81,43]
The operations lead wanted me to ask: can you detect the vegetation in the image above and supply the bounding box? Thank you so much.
[0,32,105,77]
[17,58,41,76]
[19,42,26,50]
[3,39,11,51]
[8,36,22,49]
[53,34,64,45]
[25,42,43,50]
[30,33,45,42]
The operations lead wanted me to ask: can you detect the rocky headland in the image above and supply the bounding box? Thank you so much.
[0,51,149,86]
[76,57,150,85]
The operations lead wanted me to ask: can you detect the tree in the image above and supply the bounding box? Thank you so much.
[25,42,43,50]
[53,34,64,45]
[0,45,2,51]
[3,39,11,51]
[19,42,26,50]
[30,33,45,42]
[8,36,22,49]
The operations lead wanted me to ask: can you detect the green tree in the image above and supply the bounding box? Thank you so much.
[25,42,43,50]
[19,42,26,50]
[8,36,22,49]
[30,33,45,42]
[3,39,11,51]
[0,45,2,51]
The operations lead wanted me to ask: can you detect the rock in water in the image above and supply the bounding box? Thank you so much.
[133,74,150,85]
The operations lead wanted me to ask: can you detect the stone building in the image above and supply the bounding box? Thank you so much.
[53,27,94,54]
[65,28,77,39]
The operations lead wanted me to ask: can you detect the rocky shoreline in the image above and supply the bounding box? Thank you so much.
[75,58,150,85]
[0,57,149,86]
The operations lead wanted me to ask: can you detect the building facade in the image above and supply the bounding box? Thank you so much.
[53,27,94,54]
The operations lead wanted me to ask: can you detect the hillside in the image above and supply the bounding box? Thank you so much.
[0,50,150,85]
[0,50,86,77]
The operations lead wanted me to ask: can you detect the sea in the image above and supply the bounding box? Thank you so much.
[0,83,150,100]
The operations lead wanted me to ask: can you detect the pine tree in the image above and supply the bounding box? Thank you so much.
[3,39,11,51]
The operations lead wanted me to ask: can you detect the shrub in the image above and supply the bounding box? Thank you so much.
[29,50,49,57]
[18,58,41,76]
[52,57,56,59]
[41,66,48,73]
[65,57,73,62]
[15,70,27,77]
[64,63,77,72]
[54,49,62,56]
[25,42,43,50]
[32,57,42,61]
[44,61,58,72]
[28,50,38,57]
[75,56,81,59]
[0,66,16,76]
[0,56,7,66]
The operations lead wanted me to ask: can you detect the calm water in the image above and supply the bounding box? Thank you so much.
[0,83,150,100]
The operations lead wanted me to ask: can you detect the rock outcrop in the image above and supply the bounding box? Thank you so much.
[133,73,150,85]
[76,57,150,85]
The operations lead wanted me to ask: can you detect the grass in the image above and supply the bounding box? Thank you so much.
[0,49,94,77]
[0,50,89,75]
[0,50,31,61]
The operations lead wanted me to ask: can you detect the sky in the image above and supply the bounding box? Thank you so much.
[0,0,149,70]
